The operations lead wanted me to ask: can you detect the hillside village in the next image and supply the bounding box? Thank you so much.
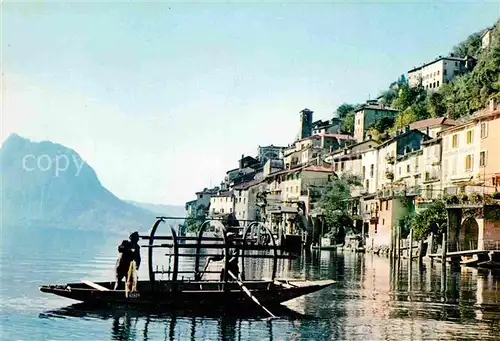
[185,21,500,254]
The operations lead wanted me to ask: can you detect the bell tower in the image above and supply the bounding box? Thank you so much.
[299,108,313,140]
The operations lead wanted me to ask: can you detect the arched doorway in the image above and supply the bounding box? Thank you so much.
[459,217,479,251]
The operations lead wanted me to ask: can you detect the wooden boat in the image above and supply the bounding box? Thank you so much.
[40,217,335,314]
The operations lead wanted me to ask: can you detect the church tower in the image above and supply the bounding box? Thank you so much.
[299,108,313,140]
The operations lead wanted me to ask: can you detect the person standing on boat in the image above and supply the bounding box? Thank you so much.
[114,231,141,290]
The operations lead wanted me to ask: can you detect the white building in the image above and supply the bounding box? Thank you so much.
[209,191,235,217]
[421,138,443,200]
[407,56,475,90]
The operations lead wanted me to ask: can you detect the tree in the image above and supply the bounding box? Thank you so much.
[427,91,447,118]
[451,31,484,58]
[184,205,208,232]
[341,112,355,134]
[318,173,362,240]
[372,116,395,133]
[335,103,355,119]
[394,106,419,130]
[411,200,447,240]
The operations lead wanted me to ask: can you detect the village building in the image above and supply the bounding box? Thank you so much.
[283,134,353,169]
[438,99,500,252]
[353,102,398,142]
[257,145,285,164]
[409,117,457,138]
[312,117,342,135]
[421,137,443,201]
[209,191,235,218]
[326,139,381,237]
[233,179,266,225]
[185,186,220,216]
[367,129,430,248]
[263,165,335,241]
[407,55,476,90]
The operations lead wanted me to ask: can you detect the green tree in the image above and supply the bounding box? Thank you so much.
[372,116,395,133]
[184,205,208,232]
[394,106,419,130]
[335,103,355,119]
[411,200,447,240]
[427,91,447,118]
[451,31,484,58]
[341,112,355,134]
[318,173,362,239]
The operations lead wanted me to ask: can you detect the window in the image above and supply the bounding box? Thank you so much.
[480,151,487,167]
[229,208,232,213]
[380,202,383,211]
[341,162,345,171]
[466,130,473,144]
[362,166,366,179]
[444,69,447,75]
[465,154,473,171]
[437,81,439,87]
[407,165,410,173]
[399,167,402,175]
[382,219,385,225]
[437,70,440,75]
[370,164,374,178]
[221,208,225,213]
[452,134,458,148]
[243,198,246,204]
[296,186,299,193]
[481,122,488,138]
[365,179,369,190]
[335,163,339,171]
[386,200,389,210]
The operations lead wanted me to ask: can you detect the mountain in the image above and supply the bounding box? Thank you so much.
[126,201,186,218]
[0,134,156,232]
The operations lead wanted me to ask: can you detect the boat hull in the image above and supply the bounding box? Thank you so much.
[40,279,334,309]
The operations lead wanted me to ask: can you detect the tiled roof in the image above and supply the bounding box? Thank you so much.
[302,165,334,173]
[233,178,264,190]
[409,117,457,130]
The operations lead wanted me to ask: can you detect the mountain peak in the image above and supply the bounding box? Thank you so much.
[1,135,155,231]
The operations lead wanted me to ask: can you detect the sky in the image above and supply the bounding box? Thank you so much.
[2,2,499,205]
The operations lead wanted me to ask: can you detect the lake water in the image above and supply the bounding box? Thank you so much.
[1,226,500,340]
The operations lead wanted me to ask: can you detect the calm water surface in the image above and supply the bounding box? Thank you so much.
[1,226,499,340]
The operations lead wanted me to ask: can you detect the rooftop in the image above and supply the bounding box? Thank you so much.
[296,133,355,143]
[233,178,265,190]
[408,55,468,73]
[409,117,457,130]
[354,104,398,113]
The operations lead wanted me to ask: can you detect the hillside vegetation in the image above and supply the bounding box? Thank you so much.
[338,21,499,135]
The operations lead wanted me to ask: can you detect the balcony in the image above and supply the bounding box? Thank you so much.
[424,171,440,183]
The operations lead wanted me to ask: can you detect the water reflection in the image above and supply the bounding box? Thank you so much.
[40,304,297,341]
[3,226,500,340]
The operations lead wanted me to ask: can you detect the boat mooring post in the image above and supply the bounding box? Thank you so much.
[441,232,447,264]
[408,228,413,291]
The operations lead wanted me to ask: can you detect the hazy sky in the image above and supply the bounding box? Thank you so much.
[3,2,499,205]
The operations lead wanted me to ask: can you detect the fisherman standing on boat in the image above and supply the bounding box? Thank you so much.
[114,231,141,290]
